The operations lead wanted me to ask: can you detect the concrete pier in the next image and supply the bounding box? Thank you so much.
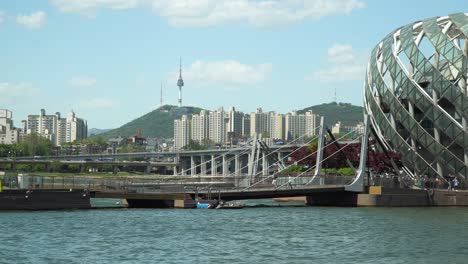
[306,187,468,207]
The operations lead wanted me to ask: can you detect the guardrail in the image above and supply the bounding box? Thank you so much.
[0,173,355,194]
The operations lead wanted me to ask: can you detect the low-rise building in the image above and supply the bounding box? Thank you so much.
[25,109,87,146]
[331,121,341,134]
[0,109,20,144]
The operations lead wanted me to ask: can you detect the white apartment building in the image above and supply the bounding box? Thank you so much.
[209,107,225,144]
[285,111,317,140]
[305,111,317,138]
[270,112,285,140]
[0,109,20,144]
[174,115,190,150]
[191,110,209,144]
[250,109,288,140]
[26,109,87,146]
[250,108,271,138]
[66,111,87,143]
[172,107,320,147]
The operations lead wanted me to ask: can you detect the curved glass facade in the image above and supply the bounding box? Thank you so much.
[364,13,468,178]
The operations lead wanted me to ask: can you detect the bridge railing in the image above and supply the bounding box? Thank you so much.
[273,174,354,187]
[0,173,355,194]
[0,174,240,193]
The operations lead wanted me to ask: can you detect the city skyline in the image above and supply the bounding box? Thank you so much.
[173,106,319,150]
[0,1,465,128]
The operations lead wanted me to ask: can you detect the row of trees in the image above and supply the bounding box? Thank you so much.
[0,134,54,157]
[0,134,108,157]
[288,140,402,174]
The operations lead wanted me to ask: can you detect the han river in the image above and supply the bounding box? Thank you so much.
[1,199,467,264]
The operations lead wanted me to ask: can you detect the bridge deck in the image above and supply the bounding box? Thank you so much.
[92,185,345,201]
[192,185,345,200]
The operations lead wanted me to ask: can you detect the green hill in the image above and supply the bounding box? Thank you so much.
[96,102,363,140]
[298,102,363,128]
[97,105,205,139]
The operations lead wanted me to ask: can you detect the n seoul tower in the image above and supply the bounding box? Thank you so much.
[177,57,184,107]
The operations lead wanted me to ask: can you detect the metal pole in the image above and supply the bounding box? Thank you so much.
[345,115,370,192]
[310,116,325,185]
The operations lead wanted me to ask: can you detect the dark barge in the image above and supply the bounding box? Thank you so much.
[0,189,91,210]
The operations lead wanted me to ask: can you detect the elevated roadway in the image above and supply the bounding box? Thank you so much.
[10,144,302,161]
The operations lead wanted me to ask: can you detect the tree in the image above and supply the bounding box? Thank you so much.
[0,134,54,157]
[183,140,207,151]
[260,131,270,138]
[288,141,402,174]
[79,136,107,147]
[18,133,54,156]
[119,142,139,153]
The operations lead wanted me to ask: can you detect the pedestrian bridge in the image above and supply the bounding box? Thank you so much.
[2,115,451,208]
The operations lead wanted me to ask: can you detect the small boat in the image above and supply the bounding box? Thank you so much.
[196,202,212,209]
[215,202,244,209]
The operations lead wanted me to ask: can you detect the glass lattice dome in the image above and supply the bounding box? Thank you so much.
[364,13,468,178]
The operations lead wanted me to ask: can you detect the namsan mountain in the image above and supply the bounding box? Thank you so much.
[97,105,205,139]
[95,103,363,140]
[298,102,363,128]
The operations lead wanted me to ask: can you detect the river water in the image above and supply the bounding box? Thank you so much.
[1,199,467,264]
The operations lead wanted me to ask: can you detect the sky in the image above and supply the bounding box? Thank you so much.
[0,0,466,129]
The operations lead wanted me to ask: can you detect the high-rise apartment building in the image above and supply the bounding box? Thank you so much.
[227,106,243,138]
[0,109,20,144]
[26,109,87,146]
[66,111,88,143]
[173,107,320,147]
[174,115,190,150]
[270,113,285,140]
[191,110,209,144]
[209,107,225,144]
[241,114,250,138]
[250,108,271,138]
[305,111,317,138]
[285,111,316,140]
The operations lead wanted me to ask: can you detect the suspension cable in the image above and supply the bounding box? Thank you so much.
[278,135,360,188]
[230,134,320,177]
[243,129,356,190]
[177,124,323,176]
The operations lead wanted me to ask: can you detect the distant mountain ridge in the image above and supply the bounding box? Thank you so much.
[96,105,205,139]
[298,102,363,128]
[94,103,363,140]
[88,128,112,136]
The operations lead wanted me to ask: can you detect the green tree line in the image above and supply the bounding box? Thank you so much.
[0,134,54,157]
[0,134,108,157]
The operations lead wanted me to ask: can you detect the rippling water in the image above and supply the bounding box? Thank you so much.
[1,200,468,264]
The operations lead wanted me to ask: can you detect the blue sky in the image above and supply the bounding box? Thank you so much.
[0,0,465,129]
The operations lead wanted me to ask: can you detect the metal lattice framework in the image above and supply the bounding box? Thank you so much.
[364,13,468,179]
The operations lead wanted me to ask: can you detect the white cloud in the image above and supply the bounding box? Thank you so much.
[327,43,355,63]
[68,76,97,87]
[306,43,366,82]
[306,64,364,82]
[77,98,117,109]
[151,0,366,28]
[50,0,139,16]
[177,60,272,85]
[16,11,46,29]
[48,0,365,27]
[0,82,39,102]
